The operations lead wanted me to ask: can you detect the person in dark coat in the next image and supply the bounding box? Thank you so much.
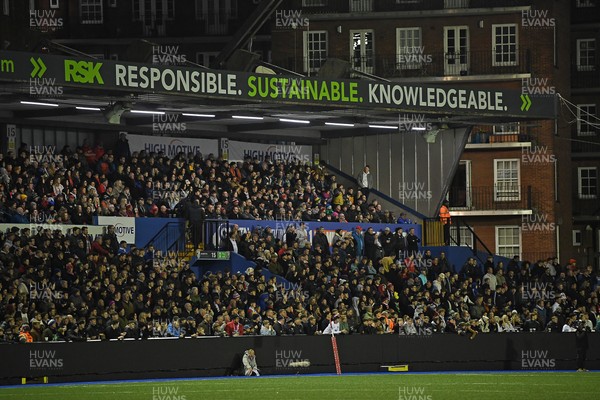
[186,199,205,249]
[406,228,420,257]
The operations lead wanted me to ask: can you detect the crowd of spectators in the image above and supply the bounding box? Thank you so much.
[0,136,408,227]
[0,218,598,343]
[0,139,598,343]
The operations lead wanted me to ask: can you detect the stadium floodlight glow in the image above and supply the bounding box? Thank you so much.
[130,110,165,115]
[20,101,59,107]
[279,118,310,124]
[232,115,264,120]
[76,106,101,111]
[325,122,355,127]
[412,126,427,131]
[182,113,216,118]
[368,125,398,130]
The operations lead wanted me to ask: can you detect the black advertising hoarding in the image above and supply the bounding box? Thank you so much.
[0,50,557,119]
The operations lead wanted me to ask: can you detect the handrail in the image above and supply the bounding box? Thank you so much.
[321,161,427,221]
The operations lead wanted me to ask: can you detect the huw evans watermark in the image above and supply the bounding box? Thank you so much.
[399,114,433,131]
[521,146,556,164]
[522,9,555,29]
[522,282,555,301]
[152,114,187,133]
[398,386,432,400]
[29,78,63,97]
[29,9,63,32]
[397,47,433,67]
[521,350,555,370]
[521,212,556,232]
[152,45,187,66]
[275,349,310,369]
[152,386,187,400]
[275,10,309,28]
[522,78,556,96]
[29,146,64,163]
[398,182,432,200]
[29,282,63,301]
[29,350,64,370]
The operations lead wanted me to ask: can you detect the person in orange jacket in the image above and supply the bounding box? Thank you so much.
[19,324,33,343]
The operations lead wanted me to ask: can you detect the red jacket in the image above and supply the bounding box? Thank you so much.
[225,321,244,337]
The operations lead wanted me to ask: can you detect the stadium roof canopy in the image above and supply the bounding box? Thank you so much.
[0,50,557,145]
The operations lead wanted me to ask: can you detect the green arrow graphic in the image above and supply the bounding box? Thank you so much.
[30,57,46,78]
[520,94,532,111]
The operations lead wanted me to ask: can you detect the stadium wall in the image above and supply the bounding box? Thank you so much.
[1,333,598,385]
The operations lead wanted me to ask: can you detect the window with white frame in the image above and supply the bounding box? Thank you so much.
[133,0,176,22]
[80,0,103,24]
[2,0,9,15]
[492,24,518,66]
[351,29,374,73]
[494,159,520,201]
[493,122,520,135]
[304,30,327,73]
[577,104,597,136]
[573,230,582,246]
[396,27,422,69]
[577,39,596,71]
[578,167,598,199]
[496,226,521,258]
[196,0,236,24]
[450,226,473,247]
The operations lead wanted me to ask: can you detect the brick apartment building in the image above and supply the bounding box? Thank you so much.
[271,0,578,264]
[1,0,271,68]
[570,0,600,268]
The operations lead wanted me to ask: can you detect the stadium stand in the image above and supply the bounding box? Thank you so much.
[0,140,598,344]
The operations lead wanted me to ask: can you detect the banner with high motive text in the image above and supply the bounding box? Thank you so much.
[227,140,312,162]
[126,133,218,158]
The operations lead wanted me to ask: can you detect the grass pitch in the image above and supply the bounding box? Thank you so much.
[0,372,597,400]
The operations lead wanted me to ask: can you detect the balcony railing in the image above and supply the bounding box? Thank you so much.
[571,136,600,153]
[291,0,531,13]
[282,49,531,79]
[448,185,538,212]
[469,132,534,144]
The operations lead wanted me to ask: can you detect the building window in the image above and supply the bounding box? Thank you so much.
[450,226,473,247]
[50,0,59,8]
[351,29,374,74]
[80,0,103,24]
[576,0,596,7]
[577,39,596,71]
[350,0,373,12]
[492,24,517,66]
[302,0,327,5]
[577,104,597,136]
[496,226,521,259]
[196,52,218,67]
[396,27,422,70]
[303,30,327,73]
[2,0,9,16]
[493,122,520,135]
[444,0,469,8]
[578,167,598,199]
[494,159,520,201]
[573,230,582,246]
